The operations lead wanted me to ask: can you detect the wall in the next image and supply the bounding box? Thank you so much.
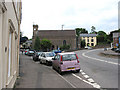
[0,1,22,89]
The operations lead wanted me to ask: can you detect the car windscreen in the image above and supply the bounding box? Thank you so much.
[46,53,55,57]
[62,54,77,61]
[37,52,42,55]
[29,51,34,53]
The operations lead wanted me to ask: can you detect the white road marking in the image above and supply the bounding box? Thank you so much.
[72,73,101,89]
[82,49,119,65]
[81,72,86,75]
[88,78,94,83]
[80,70,83,72]
[84,75,89,78]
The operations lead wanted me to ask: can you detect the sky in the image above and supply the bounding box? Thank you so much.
[21,0,119,39]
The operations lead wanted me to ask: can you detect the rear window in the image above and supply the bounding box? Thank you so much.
[46,53,55,57]
[62,54,77,61]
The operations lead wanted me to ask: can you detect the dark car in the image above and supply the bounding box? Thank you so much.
[25,49,29,55]
[111,48,117,51]
[33,52,42,61]
[51,50,61,54]
[115,48,120,53]
[27,50,35,56]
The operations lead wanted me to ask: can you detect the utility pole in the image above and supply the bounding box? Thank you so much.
[62,24,64,30]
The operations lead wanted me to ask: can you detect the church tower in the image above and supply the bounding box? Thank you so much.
[33,24,38,38]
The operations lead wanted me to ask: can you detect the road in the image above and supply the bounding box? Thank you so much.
[75,49,118,88]
[16,53,99,88]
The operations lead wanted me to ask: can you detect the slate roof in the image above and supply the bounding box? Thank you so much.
[80,34,97,37]
[35,30,76,37]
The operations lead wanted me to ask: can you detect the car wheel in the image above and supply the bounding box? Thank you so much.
[40,60,42,64]
[46,61,49,66]
[76,69,80,73]
[58,68,62,75]
[52,65,55,70]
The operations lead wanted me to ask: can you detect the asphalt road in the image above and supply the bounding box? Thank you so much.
[75,49,119,88]
[16,53,97,88]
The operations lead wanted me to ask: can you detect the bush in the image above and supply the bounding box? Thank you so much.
[60,45,70,51]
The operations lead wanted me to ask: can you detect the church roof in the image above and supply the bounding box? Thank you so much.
[35,30,76,37]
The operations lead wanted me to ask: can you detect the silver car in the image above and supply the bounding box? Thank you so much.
[39,52,55,65]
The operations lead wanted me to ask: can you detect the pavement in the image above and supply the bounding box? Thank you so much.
[101,49,120,56]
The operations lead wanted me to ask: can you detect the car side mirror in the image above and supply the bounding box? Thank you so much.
[52,58,56,60]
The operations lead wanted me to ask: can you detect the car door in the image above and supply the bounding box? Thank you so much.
[55,55,61,70]
[41,53,44,63]
[42,53,46,63]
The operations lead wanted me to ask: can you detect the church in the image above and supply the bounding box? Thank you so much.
[32,25,77,50]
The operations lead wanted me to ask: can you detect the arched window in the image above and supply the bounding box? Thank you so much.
[63,40,66,45]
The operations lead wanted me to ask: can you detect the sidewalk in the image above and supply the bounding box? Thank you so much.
[100,49,120,57]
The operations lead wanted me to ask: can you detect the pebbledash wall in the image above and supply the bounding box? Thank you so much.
[0,0,22,89]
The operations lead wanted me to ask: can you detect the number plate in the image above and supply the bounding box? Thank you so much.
[67,67,75,70]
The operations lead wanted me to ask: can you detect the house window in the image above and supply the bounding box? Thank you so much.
[87,39,89,42]
[63,40,66,45]
[8,31,12,77]
[91,43,94,46]
[87,43,89,46]
[91,39,94,42]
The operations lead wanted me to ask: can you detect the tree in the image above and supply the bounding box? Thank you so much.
[97,31,107,43]
[91,26,97,34]
[75,28,88,36]
[40,39,52,51]
[34,36,40,51]
[20,36,28,44]
[81,40,86,48]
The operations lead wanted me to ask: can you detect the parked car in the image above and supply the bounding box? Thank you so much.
[25,49,29,55]
[40,52,55,65]
[27,50,35,56]
[115,48,120,53]
[111,48,117,51]
[51,50,61,54]
[52,52,80,74]
[33,52,42,61]
[85,46,92,50]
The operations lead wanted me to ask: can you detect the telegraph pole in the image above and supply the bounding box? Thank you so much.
[62,24,64,30]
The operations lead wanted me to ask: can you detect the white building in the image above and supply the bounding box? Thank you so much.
[0,0,22,89]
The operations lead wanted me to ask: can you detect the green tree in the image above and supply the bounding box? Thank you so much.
[97,31,107,43]
[81,40,86,48]
[60,45,70,51]
[91,26,97,34]
[40,39,52,51]
[34,36,40,51]
[75,28,88,36]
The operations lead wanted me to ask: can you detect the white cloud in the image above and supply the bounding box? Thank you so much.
[21,0,119,38]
